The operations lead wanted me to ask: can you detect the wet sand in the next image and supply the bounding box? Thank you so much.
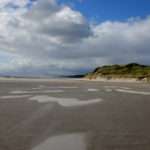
[0,78,150,150]
[32,133,87,150]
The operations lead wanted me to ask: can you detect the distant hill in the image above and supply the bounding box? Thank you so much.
[85,63,150,82]
[59,74,85,78]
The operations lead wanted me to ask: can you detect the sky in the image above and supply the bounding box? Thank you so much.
[0,0,150,76]
[59,0,150,22]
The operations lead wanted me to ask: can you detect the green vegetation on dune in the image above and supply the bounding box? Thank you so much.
[85,63,150,81]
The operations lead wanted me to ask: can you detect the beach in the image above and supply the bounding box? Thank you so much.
[0,78,150,150]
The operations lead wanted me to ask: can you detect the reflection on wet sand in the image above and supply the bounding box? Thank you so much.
[10,90,64,94]
[32,133,87,150]
[29,95,102,107]
[116,89,150,95]
[1,95,31,99]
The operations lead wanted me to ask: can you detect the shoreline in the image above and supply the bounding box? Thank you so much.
[0,77,68,82]
[79,77,150,84]
[0,76,149,84]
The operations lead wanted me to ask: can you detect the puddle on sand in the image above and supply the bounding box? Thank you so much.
[32,133,87,150]
[1,95,31,99]
[38,90,64,93]
[50,86,78,89]
[104,86,131,90]
[87,89,99,92]
[105,89,113,92]
[116,89,150,95]
[10,90,29,94]
[32,87,43,90]
[29,95,102,107]
[10,90,64,94]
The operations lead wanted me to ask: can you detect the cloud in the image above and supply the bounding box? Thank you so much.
[88,17,150,64]
[0,0,150,75]
[24,0,92,42]
[0,0,28,7]
[0,0,30,12]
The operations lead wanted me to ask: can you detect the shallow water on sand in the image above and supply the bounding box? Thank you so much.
[29,95,102,107]
[32,133,87,150]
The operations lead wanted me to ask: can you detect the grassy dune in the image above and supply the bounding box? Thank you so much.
[85,63,150,81]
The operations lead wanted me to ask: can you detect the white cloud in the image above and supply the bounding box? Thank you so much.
[0,0,28,7]
[0,0,150,75]
[0,0,29,12]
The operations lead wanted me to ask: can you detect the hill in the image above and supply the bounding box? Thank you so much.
[85,63,150,82]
